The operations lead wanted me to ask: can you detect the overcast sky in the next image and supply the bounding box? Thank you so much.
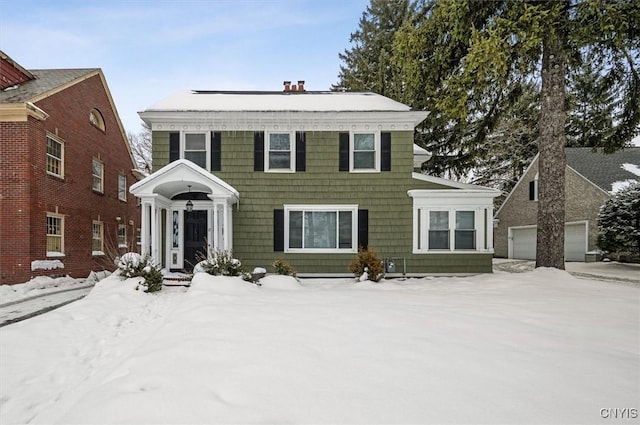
[1,0,369,133]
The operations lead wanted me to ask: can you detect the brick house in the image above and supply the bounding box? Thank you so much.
[132,84,500,275]
[494,147,640,261]
[0,51,140,284]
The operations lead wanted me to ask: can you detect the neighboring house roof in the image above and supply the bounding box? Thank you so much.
[495,146,640,218]
[566,147,640,194]
[0,68,98,103]
[0,50,35,89]
[145,90,414,112]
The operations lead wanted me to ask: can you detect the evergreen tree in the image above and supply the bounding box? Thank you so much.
[597,183,640,257]
[332,0,416,100]
[468,82,539,194]
[392,0,640,269]
[566,51,617,149]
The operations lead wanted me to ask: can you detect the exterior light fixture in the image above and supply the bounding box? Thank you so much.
[185,185,194,212]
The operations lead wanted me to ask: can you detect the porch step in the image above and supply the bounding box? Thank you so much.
[163,275,192,287]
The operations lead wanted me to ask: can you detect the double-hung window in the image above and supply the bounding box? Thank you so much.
[118,225,127,248]
[352,133,377,170]
[92,221,104,255]
[428,211,450,250]
[339,132,389,172]
[285,205,357,252]
[420,210,478,251]
[92,159,104,193]
[266,132,294,172]
[46,136,64,177]
[118,174,127,201]
[455,211,476,249]
[47,214,64,255]
[184,133,207,169]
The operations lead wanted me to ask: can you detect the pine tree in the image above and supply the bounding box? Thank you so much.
[332,0,416,100]
[391,0,640,269]
[597,183,640,258]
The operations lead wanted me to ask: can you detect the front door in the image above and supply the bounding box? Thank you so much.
[184,210,207,271]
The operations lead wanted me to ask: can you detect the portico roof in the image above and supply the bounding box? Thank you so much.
[130,159,239,202]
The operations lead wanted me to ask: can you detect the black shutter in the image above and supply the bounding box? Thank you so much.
[211,131,221,171]
[529,181,536,200]
[169,132,180,163]
[339,132,349,171]
[254,132,264,171]
[358,209,369,250]
[296,132,306,172]
[274,209,285,252]
[381,132,391,171]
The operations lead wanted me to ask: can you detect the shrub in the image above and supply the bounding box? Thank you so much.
[273,258,296,276]
[349,247,384,282]
[597,182,640,259]
[116,252,163,293]
[197,249,245,277]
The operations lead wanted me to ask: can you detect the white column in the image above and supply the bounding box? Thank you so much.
[223,203,231,251]
[486,206,494,251]
[212,204,219,250]
[141,202,151,257]
[475,207,483,252]
[150,201,159,264]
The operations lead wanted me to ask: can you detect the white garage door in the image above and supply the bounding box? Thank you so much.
[512,227,537,260]
[510,222,587,262]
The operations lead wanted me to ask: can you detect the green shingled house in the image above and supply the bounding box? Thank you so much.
[132,85,500,276]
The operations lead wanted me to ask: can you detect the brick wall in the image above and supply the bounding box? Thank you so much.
[0,73,140,284]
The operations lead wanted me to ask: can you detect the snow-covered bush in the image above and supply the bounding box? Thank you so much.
[349,247,384,282]
[116,252,163,292]
[597,182,640,260]
[197,249,245,277]
[272,259,296,276]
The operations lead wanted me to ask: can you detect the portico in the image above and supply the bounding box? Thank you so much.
[130,159,239,270]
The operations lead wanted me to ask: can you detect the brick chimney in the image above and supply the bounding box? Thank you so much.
[283,80,291,92]
[297,80,305,91]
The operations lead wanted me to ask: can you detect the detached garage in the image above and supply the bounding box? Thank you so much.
[509,221,588,262]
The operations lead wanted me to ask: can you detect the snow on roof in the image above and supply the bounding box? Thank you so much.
[144,90,414,112]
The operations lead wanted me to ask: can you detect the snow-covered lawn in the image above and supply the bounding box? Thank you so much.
[1,269,638,424]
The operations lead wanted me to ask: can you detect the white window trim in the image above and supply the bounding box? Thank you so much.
[182,132,210,170]
[92,158,104,193]
[118,174,127,202]
[46,135,64,178]
[284,204,358,253]
[46,213,65,256]
[265,131,296,173]
[350,131,380,172]
[409,190,497,255]
[92,221,105,256]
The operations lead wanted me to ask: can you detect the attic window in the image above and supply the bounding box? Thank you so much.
[89,109,105,131]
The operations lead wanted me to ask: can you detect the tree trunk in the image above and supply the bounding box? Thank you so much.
[536,29,567,269]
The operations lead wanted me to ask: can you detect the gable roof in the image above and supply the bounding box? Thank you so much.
[0,50,35,89]
[130,159,239,202]
[566,147,640,193]
[0,68,99,103]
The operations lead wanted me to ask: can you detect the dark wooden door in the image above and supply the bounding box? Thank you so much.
[184,210,207,271]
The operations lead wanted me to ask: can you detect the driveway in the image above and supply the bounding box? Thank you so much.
[494,258,640,285]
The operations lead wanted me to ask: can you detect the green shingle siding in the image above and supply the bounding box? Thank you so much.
[152,130,492,274]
